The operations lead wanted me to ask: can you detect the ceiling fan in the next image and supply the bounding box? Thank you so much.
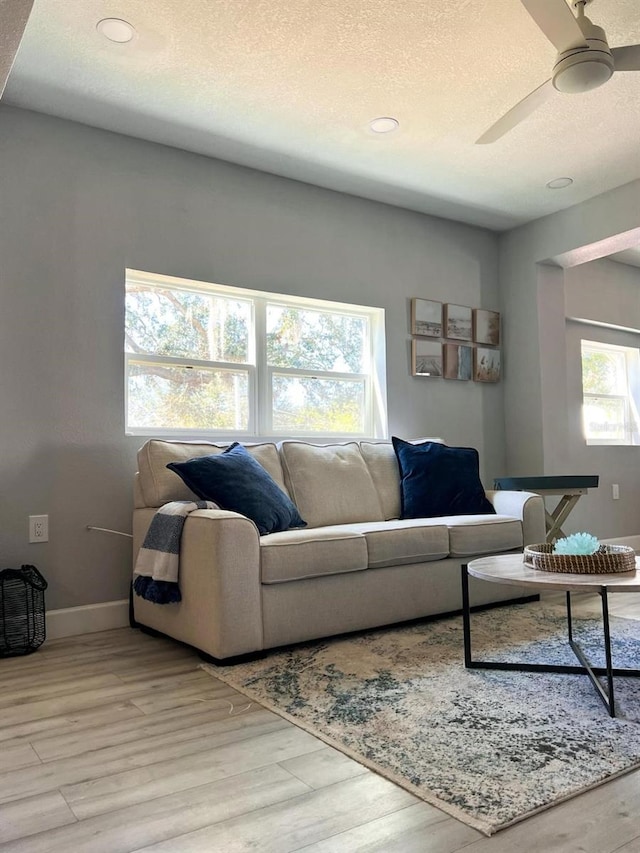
[476,0,640,143]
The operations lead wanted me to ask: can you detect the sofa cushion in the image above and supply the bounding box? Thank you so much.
[260,527,368,583]
[337,519,450,567]
[138,439,287,508]
[392,437,495,519]
[359,442,401,520]
[167,443,306,536]
[279,441,384,528]
[442,515,523,556]
[360,439,444,521]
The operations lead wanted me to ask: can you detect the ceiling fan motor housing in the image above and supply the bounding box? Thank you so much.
[553,16,614,93]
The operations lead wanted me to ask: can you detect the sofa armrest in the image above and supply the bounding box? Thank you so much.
[484,490,546,546]
[132,508,263,659]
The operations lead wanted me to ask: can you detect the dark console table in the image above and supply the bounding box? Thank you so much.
[493,475,600,543]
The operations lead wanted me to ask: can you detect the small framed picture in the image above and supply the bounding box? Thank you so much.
[411,298,442,338]
[412,340,443,377]
[443,344,472,380]
[473,309,500,346]
[444,304,473,341]
[474,347,501,382]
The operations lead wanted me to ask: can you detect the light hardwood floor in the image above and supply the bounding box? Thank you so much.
[1,595,640,852]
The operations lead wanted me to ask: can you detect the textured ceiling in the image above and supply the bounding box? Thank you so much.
[3,0,640,230]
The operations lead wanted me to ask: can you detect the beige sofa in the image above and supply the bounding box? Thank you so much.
[132,439,546,661]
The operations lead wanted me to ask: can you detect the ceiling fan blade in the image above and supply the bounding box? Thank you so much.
[612,44,640,71]
[520,0,588,51]
[476,78,555,144]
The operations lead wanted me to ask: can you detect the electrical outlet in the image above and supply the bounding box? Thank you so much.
[29,514,49,543]
[612,484,620,500]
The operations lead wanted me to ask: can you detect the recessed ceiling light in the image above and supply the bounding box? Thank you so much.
[96,18,136,43]
[546,177,574,189]
[369,117,399,134]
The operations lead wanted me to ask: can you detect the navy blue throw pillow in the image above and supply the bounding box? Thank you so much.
[392,437,495,519]
[167,443,306,535]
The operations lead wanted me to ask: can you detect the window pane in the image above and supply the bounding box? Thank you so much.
[272,374,365,433]
[581,347,626,395]
[126,286,251,363]
[583,397,627,442]
[127,362,249,430]
[266,305,366,372]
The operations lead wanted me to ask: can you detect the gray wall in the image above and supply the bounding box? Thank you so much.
[0,105,504,610]
[498,180,640,477]
[560,260,640,538]
[500,227,640,538]
[565,258,640,327]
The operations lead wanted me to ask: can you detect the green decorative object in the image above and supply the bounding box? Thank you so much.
[553,532,600,556]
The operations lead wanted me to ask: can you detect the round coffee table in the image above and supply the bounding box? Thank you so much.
[461,553,640,717]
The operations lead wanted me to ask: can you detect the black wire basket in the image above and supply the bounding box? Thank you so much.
[0,565,48,657]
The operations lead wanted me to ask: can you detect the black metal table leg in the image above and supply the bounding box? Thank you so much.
[462,576,640,717]
[567,587,617,716]
[602,589,615,714]
[461,564,472,668]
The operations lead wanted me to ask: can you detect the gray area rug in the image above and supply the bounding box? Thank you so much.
[202,603,640,835]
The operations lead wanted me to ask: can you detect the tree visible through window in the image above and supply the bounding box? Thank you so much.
[581,340,638,444]
[125,270,386,438]
[266,305,367,433]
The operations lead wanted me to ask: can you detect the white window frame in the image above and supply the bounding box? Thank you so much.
[580,340,639,446]
[125,269,387,441]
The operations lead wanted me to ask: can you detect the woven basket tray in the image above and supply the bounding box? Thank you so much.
[523,543,636,574]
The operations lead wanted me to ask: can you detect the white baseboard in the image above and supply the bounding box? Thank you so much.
[46,599,130,639]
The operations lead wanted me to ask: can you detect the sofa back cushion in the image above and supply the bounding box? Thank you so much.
[137,440,288,508]
[359,442,401,520]
[279,441,384,528]
[359,439,445,521]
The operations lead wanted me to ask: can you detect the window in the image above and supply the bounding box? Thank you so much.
[125,270,387,439]
[580,340,639,445]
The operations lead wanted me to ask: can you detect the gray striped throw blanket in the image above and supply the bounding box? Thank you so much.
[133,500,218,604]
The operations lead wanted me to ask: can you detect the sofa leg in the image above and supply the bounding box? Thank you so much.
[198,649,268,667]
[139,625,167,639]
[469,593,539,614]
[128,582,141,629]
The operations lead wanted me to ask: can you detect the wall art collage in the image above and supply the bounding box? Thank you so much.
[410,299,501,382]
